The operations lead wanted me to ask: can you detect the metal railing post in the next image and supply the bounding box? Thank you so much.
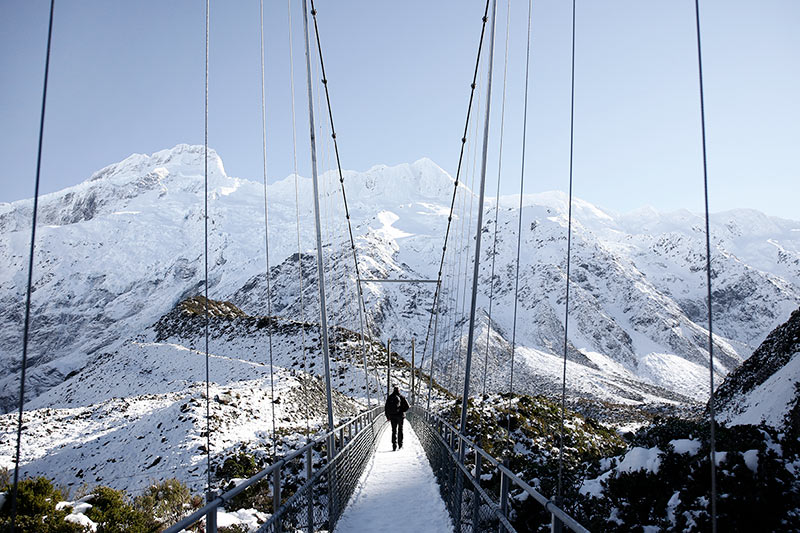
[551,512,564,533]
[411,337,416,405]
[473,452,482,532]
[273,466,282,533]
[306,447,314,533]
[455,439,464,531]
[448,429,455,489]
[205,491,217,533]
[499,459,509,533]
[327,434,335,526]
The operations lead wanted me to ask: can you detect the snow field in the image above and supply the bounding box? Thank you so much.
[336,421,453,533]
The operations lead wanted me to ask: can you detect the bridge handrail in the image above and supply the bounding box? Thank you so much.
[164,404,384,533]
[256,406,386,532]
[421,407,578,518]
[410,406,589,533]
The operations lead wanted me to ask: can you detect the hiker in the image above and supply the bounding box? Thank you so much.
[384,385,410,451]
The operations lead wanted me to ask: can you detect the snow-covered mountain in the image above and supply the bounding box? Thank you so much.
[1,144,799,415]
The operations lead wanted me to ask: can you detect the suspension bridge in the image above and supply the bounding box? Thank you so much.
[6,0,724,532]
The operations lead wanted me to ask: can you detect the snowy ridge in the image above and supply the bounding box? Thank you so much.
[1,144,799,412]
[715,306,800,428]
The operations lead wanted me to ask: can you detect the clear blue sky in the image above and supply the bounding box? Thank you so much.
[1,0,797,219]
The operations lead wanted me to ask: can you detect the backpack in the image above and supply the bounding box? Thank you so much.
[399,395,409,413]
[386,393,404,416]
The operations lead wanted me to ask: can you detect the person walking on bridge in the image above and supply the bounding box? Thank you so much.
[384,386,409,451]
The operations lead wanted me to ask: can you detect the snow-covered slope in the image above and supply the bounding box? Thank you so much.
[0,297,403,494]
[715,306,800,429]
[1,144,799,414]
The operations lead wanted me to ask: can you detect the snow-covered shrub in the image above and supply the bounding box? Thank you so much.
[84,485,157,532]
[442,393,625,532]
[216,453,273,512]
[218,453,261,480]
[133,478,199,526]
[579,419,800,532]
[0,476,85,532]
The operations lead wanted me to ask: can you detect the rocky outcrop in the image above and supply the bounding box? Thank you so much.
[714,306,800,429]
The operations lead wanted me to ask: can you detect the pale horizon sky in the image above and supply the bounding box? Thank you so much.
[1,0,798,220]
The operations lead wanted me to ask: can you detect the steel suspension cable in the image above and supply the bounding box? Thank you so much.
[10,1,55,529]
[425,282,442,410]
[507,0,534,441]
[418,225,449,400]
[556,0,577,506]
[459,0,499,441]
[457,80,483,393]
[445,237,460,381]
[433,248,453,395]
[258,0,279,456]
[307,0,374,410]
[365,308,387,402]
[203,0,212,496]
[451,77,482,393]
[448,132,473,394]
[482,0,512,397]
[316,77,335,334]
[310,44,337,394]
[451,163,469,391]
[446,238,459,389]
[412,0,493,403]
[452,191,467,391]
[693,1,717,530]
[450,183,466,391]
[450,183,469,393]
[285,0,312,440]
[300,0,335,434]
[417,237,449,402]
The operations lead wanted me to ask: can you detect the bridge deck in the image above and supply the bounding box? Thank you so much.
[336,420,453,533]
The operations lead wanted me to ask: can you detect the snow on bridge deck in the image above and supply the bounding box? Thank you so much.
[336,421,453,533]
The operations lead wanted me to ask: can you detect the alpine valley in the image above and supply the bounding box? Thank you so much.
[1,144,799,496]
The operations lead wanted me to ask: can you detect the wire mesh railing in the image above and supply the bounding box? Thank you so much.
[164,405,384,533]
[408,406,589,533]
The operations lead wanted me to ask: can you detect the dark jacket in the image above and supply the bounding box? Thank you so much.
[385,391,409,419]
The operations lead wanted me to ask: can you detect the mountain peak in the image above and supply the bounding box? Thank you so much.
[88,144,226,187]
[347,159,456,203]
[0,145,234,231]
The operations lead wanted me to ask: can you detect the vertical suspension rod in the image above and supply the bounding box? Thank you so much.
[507,0,534,440]
[459,0,498,442]
[557,0,578,506]
[693,0,717,530]
[426,281,442,411]
[11,1,55,529]
[203,0,212,496]
[308,0,374,410]
[482,0,512,397]
[301,0,335,434]
[259,0,279,456]
[413,0,493,397]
